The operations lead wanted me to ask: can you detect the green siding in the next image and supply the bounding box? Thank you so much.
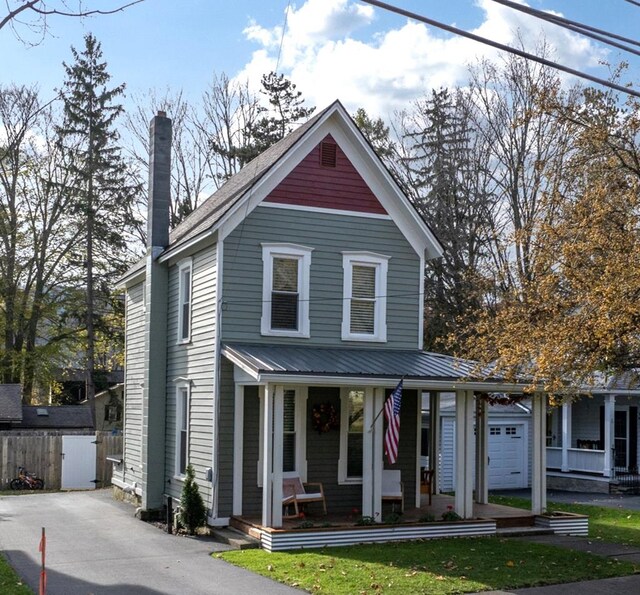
[242,386,262,516]
[222,205,421,348]
[119,282,145,487]
[307,387,362,514]
[164,244,217,505]
[217,358,235,517]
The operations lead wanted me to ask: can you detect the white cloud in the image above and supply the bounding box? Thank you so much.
[237,0,608,120]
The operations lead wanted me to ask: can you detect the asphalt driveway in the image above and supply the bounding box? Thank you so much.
[0,490,299,594]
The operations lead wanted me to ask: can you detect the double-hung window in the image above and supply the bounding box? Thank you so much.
[177,259,193,343]
[261,244,312,337]
[342,252,389,342]
[338,389,365,483]
[256,386,308,485]
[175,382,190,476]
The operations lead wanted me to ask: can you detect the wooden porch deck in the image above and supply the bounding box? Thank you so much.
[231,493,535,537]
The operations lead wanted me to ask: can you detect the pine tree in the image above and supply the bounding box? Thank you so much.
[238,72,315,166]
[401,88,494,351]
[178,465,207,535]
[57,33,139,415]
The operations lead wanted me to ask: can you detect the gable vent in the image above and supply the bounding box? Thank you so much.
[320,142,337,168]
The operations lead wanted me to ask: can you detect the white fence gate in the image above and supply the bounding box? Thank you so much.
[61,435,97,489]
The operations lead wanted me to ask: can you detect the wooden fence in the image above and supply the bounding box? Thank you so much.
[0,432,123,490]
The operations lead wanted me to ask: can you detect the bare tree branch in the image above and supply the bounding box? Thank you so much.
[1,1,145,39]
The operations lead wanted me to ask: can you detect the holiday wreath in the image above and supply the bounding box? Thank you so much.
[311,402,339,434]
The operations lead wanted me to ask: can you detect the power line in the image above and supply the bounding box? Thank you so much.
[359,0,640,99]
[624,0,640,8]
[490,0,640,55]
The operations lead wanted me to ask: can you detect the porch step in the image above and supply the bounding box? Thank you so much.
[495,515,535,529]
[496,526,554,537]
[229,516,264,540]
[211,527,260,550]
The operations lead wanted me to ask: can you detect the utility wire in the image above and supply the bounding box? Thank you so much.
[359,0,640,99]
[490,0,640,53]
[275,1,291,73]
[624,0,640,8]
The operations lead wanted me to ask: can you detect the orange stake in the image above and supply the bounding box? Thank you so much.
[38,527,46,595]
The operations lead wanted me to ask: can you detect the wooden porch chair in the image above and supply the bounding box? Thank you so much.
[282,471,327,519]
[421,468,434,506]
[381,469,404,512]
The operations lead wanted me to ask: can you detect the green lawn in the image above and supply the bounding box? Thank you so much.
[489,495,640,547]
[0,554,31,595]
[220,536,637,594]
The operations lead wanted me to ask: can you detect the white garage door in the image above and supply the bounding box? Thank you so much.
[488,424,526,489]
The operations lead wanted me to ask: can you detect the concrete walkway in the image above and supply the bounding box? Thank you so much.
[0,490,299,595]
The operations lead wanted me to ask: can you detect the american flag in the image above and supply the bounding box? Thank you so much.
[384,380,403,465]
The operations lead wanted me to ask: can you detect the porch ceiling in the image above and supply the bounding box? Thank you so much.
[221,343,529,392]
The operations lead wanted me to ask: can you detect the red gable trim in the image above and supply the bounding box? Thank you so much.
[264,135,388,215]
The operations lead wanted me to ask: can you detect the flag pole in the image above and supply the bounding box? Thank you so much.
[368,378,404,432]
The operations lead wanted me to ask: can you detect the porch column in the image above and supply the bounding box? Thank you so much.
[261,384,284,528]
[372,388,385,522]
[561,401,572,472]
[603,395,615,478]
[362,387,376,518]
[429,391,440,495]
[531,392,547,514]
[475,396,489,504]
[455,389,474,518]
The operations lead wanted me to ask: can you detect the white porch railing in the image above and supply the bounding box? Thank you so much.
[546,447,562,469]
[546,447,606,475]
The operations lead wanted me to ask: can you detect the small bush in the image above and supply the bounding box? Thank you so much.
[355,515,377,526]
[297,520,315,529]
[418,513,436,523]
[441,505,462,522]
[383,512,403,525]
[178,464,207,535]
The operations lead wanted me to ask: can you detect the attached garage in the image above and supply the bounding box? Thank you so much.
[429,397,532,492]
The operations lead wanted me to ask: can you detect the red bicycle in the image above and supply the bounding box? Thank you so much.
[10,466,44,490]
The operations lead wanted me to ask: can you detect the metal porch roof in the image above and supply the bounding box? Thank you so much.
[222,343,499,383]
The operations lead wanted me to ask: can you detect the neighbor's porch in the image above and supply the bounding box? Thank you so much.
[546,393,640,493]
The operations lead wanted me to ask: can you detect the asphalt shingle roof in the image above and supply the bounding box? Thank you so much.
[20,406,94,429]
[0,384,22,422]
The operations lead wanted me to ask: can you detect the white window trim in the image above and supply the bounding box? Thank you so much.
[341,251,389,342]
[257,385,308,487]
[174,380,191,479]
[261,243,313,338]
[338,387,364,485]
[177,258,193,344]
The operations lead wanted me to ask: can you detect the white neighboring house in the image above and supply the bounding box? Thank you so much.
[422,393,532,492]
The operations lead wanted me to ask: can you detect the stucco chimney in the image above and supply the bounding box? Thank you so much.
[147,111,172,249]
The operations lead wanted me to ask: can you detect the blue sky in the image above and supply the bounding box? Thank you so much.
[2,0,638,118]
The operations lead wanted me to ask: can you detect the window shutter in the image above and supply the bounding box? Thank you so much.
[350,265,375,333]
[283,390,296,472]
[271,257,299,330]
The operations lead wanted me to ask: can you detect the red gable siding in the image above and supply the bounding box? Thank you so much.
[264,134,388,215]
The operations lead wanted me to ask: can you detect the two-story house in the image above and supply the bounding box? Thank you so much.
[114,102,551,549]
